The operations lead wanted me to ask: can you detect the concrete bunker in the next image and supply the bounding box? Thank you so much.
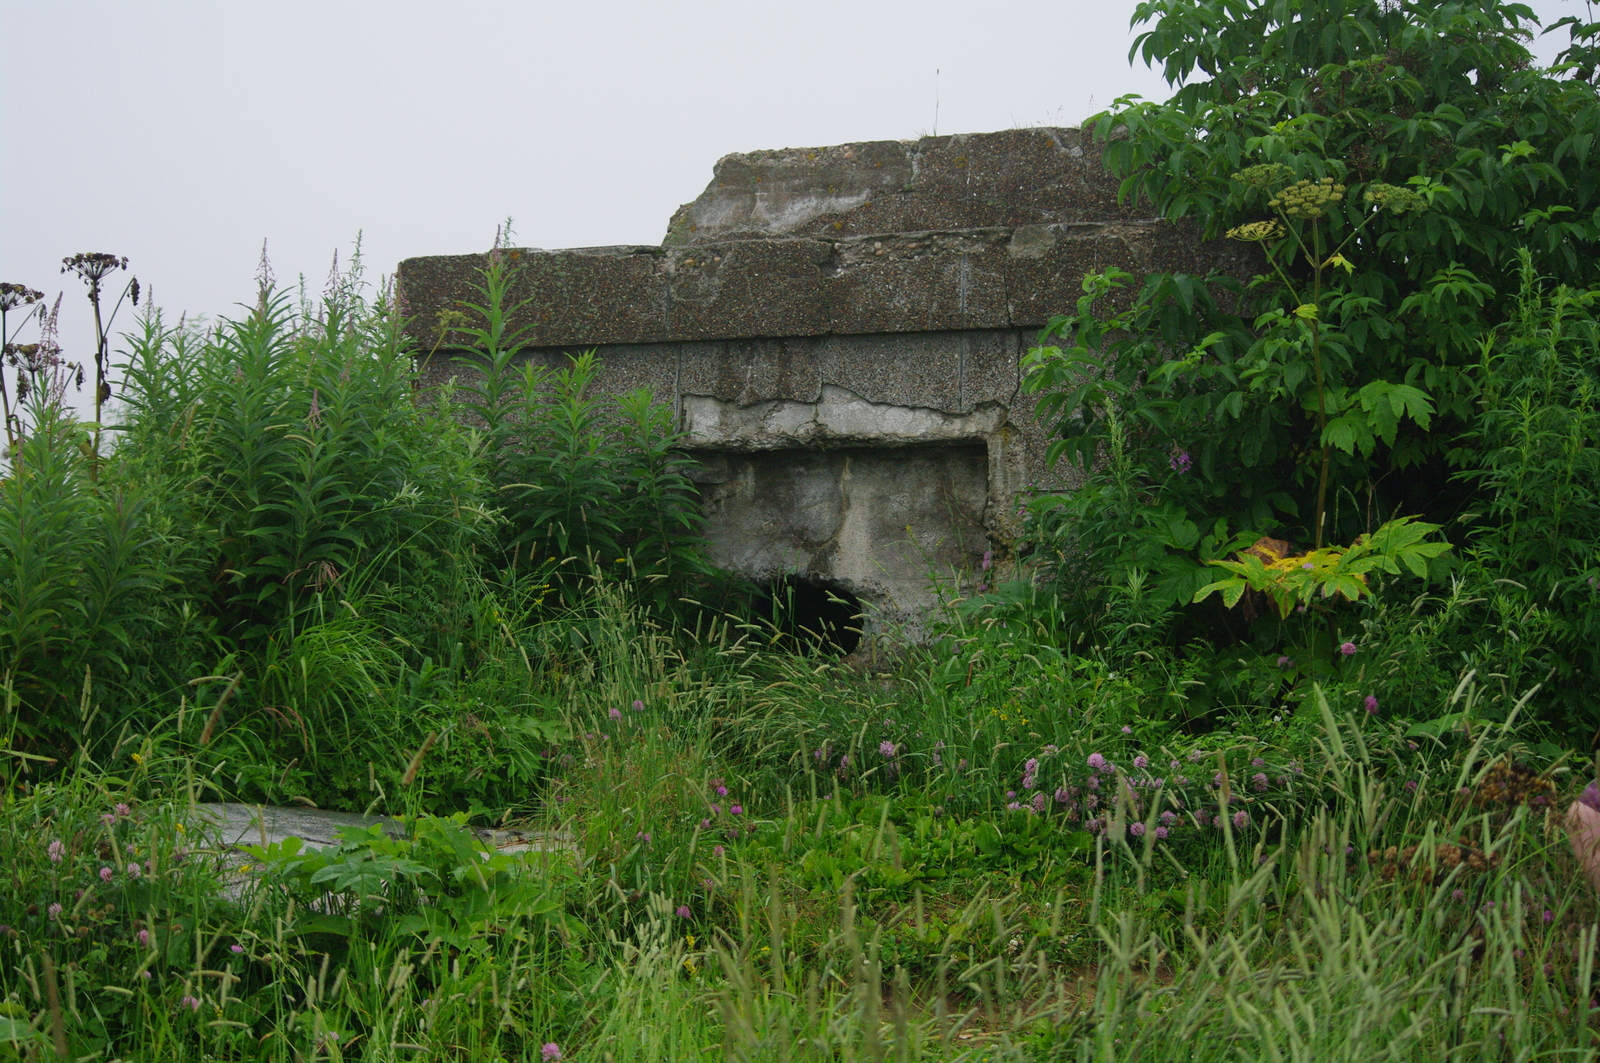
[397,128,1254,649]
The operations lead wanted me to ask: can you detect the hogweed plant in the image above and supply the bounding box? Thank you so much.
[0,282,50,454]
[1223,162,1436,547]
[60,252,140,471]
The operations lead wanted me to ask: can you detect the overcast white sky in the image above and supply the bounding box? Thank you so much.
[2,0,1590,420]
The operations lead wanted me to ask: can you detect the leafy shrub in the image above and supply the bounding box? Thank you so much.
[0,403,175,745]
[447,250,707,611]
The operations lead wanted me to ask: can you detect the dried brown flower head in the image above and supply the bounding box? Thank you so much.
[1474,758,1557,809]
[61,253,129,288]
[1368,840,1497,884]
[0,283,45,312]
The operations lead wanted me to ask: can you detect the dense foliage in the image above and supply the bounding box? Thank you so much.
[0,251,707,812]
[1020,0,1600,736]
[2,6,1598,1057]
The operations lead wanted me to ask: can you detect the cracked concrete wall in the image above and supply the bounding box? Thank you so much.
[398,128,1255,645]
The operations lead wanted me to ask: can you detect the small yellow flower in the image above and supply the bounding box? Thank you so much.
[130,753,144,766]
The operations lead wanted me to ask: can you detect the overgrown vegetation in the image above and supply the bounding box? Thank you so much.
[1020,0,1600,734]
[3,0,1599,1058]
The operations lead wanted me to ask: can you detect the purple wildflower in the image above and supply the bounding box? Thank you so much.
[181,996,201,1012]
[676,906,691,918]
[700,819,711,830]
[609,707,623,720]
[542,1045,563,1062]
[1340,641,1357,657]
[1170,450,1192,474]
[1155,826,1169,839]
[100,867,113,882]
[879,741,897,758]
[1055,787,1072,804]
[730,805,742,815]
[137,929,149,947]
[1129,822,1146,837]
[1276,655,1292,669]
[47,903,62,920]
[230,944,244,954]
[1031,793,1048,813]
[1232,810,1250,829]
[127,863,141,878]
[1087,752,1106,771]
[1364,694,1379,715]
[1252,773,1268,792]
[1133,755,1148,770]
[1121,725,1132,734]
[48,840,64,864]
[632,699,645,711]
[115,803,130,817]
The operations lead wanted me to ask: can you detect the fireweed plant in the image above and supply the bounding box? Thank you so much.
[1,238,708,814]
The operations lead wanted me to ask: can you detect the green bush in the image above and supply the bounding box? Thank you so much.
[448,250,708,612]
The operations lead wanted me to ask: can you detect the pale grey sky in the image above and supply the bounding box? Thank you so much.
[1,0,1590,418]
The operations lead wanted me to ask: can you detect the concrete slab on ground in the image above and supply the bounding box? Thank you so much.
[194,803,574,856]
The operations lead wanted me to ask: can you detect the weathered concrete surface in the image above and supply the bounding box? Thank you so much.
[691,444,989,639]
[195,803,571,856]
[398,129,1257,644]
[663,127,1146,244]
[401,223,1230,352]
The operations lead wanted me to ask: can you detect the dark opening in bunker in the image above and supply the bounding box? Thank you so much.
[755,577,864,657]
